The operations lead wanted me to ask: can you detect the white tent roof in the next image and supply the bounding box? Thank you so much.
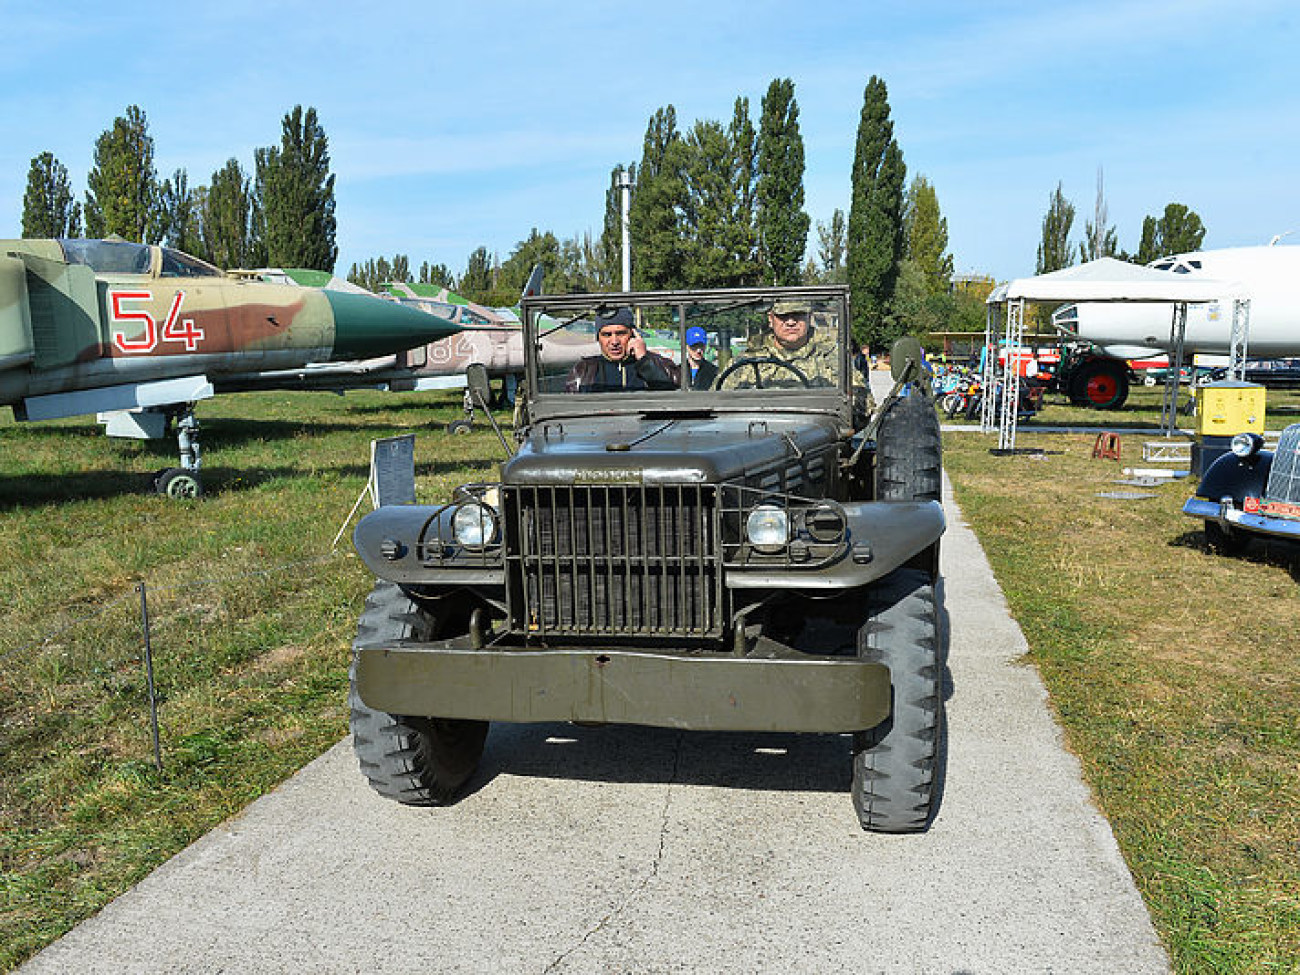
[987,257,1241,304]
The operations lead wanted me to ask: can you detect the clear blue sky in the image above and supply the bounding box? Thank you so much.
[1,0,1295,284]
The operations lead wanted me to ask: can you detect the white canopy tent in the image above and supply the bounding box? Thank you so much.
[984,258,1246,447]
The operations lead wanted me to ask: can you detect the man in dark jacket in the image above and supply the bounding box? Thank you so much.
[685,325,718,390]
[566,308,679,392]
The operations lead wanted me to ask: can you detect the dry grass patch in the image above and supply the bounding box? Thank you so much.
[944,428,1299,974]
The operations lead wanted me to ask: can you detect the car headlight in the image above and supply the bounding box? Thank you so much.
[1230,432,1264,458]
[451,502,498,549]
[746,504,789,553]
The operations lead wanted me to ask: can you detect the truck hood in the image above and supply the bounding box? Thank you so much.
[504,413,842,485]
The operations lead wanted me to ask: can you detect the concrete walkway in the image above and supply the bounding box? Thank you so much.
[19,471,1169,974]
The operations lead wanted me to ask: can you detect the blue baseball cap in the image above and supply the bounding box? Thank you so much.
[685,326,708,347]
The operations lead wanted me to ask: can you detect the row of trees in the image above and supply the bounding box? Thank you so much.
[21,105,338,271]
[350,76,952,347]
[1036,170,1206,274]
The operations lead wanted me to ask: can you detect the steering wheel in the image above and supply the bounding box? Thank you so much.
[714,356,811,390]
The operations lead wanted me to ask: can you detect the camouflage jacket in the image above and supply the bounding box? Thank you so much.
[746,328,841,388]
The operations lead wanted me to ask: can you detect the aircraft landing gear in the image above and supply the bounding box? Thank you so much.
[154,406,204,498]
[447,386,477,435]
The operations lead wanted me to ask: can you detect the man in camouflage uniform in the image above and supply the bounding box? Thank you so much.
[740,299,841,388]
[725,299,877,423]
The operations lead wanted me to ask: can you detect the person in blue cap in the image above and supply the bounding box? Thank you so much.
[684,325,718,390]
[565,307,679,392]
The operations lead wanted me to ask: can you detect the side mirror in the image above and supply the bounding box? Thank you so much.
[465,363,492,408]
[889,336,927,384]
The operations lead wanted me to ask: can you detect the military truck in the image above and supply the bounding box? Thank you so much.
[348,286,946,832]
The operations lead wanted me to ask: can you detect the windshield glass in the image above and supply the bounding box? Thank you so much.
[58,238,153,274]
[532,292,846,397]
[160,247,222,277]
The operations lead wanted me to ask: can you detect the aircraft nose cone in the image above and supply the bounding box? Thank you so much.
[326,291,459,359]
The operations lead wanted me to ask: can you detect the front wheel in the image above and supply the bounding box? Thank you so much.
[349,581,488,805]
[155,467,202,499]
[852,568,943,833]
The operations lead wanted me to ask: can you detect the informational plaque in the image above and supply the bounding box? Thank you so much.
[370,435,417,507]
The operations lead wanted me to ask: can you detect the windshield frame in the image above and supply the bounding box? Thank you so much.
[522,285,853,425]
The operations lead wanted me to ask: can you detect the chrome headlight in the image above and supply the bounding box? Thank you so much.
[1230,432,1264,458]
[746,504,789,553]
[451,502,498,549]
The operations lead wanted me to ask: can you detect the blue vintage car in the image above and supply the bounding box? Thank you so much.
[1183,424,1300,552]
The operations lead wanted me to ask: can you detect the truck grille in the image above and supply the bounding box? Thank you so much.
[504,484,723,638]
[1266,424,1300,505]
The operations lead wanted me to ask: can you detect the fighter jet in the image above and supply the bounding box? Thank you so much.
[0,237,458,497]
[226,267,600,431]
[1050,245,1295,408]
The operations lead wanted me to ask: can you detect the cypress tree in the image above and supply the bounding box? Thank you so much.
[847,76,907,345]
[21,152,81,238]
[756,78,810,286]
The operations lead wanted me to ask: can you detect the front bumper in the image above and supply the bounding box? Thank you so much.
[354,641,890,733]
[1183,497,1300,540]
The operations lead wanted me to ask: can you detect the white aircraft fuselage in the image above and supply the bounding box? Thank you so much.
[1055,245,1300,357]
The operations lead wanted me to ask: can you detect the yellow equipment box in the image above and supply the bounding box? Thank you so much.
[1195,381,1266,437]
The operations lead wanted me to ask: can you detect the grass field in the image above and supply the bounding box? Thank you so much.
[1,383,1297,972]
[0,387,505,969]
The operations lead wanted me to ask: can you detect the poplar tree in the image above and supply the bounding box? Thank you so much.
[157,169,203,257]
[1036,182,1076,274]
[459,247,496,302]
[847,76,907,345]
[418,261,455,288]
[1136,202,1207,263]
[815,209,847,283]
[630,106,688,291]
[256,105,337,271]
[21,152,81,238]
[727,96,759,283]
[903,175,953,293]
[84,105,159,242]
[756,78,809,286]
[202,159,258,269]
[1080,167,1118,263]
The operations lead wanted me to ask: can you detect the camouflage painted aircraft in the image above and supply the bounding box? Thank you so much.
[240,266,599,432]
[0,238,458,497]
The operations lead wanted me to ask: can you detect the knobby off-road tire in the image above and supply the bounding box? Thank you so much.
[349,581,488,805]
[876,389,943,578]
[876,390,942,502]
[852,568,942,833]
